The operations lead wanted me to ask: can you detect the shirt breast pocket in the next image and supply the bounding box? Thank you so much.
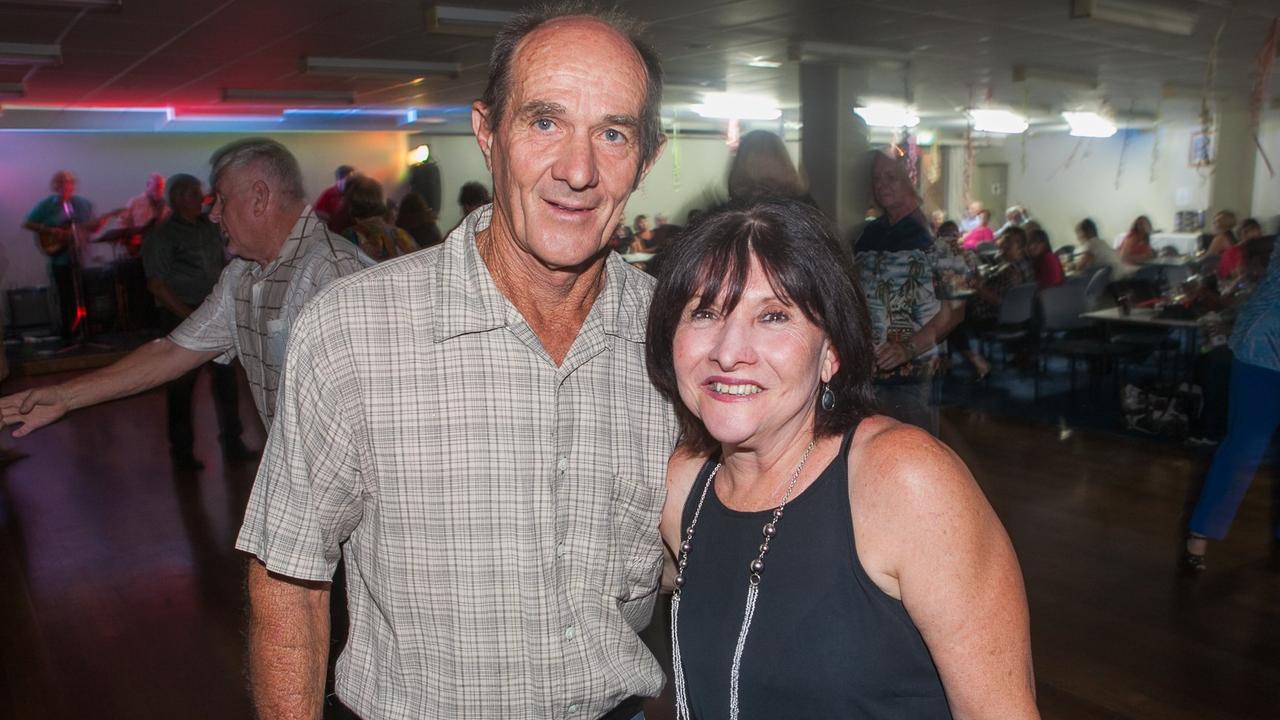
[266,318,289,366]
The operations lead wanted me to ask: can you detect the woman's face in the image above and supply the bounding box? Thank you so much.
[673,257,838,451]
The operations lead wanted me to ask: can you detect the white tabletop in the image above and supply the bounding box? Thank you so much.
[1112,232,1199,256]
[1080,307,1200,329]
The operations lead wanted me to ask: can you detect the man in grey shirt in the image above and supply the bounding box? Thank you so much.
[238,6,675,719]
[142,173,250,469]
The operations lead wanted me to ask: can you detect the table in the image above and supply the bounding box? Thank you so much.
[1113,232,1200,256]
[1081,307,1200,380]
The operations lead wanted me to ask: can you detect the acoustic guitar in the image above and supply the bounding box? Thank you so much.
[35,208,126,256]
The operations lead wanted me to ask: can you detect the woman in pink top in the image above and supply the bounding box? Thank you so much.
[961,209,994,249]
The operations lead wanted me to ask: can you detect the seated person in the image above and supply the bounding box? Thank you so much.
[951,228,1034,380]
[1074,217,1136,279]
[1119,215,1155,264]
[961,209,995,250]
[1027,228,1064,289]
[1203,210,1237,258]
[1216,218,1260,282]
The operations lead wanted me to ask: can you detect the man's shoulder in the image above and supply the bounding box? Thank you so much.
[310,244,442,307]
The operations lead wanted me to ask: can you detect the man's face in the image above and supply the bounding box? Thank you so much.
[172,183,204,219]
[871,156,915,215]
[54,173,76,200]
[635,216,649,232]
[473,17,654,270]
[147,175,165,200]
[209,168,258,259]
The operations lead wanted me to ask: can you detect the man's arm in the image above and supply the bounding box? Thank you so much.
[246,559,331,720]
[0,338,217,436]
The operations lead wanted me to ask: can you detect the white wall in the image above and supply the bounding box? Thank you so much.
[980,123,1210,247]
[0,132,408,293]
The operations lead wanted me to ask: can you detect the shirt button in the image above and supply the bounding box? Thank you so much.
[563,625,576,640]
[567,704,579,714]
[556,543,566,558]
[556,456,569,472]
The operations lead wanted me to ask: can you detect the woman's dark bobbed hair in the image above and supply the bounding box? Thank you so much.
[645,198,878,455]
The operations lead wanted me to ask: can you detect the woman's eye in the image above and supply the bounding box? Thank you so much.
[762,311,788,323]
[690,308,715,321]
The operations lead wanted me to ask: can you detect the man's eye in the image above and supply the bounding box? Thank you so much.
[534,118,555,131]
[603,128,626,143]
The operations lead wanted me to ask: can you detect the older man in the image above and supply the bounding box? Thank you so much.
[1,138,369,440]
[21,170,98,337]
[238,7,672,719]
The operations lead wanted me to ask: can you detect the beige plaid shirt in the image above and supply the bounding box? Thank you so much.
[168,206,369,428]
[236,206,678,720]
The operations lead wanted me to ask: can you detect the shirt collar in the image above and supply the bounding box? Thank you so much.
[256,205,318,277]
[432,204,648,345]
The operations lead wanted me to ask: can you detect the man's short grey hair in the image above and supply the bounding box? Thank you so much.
[480,1,664,189]
[209,137,306,202]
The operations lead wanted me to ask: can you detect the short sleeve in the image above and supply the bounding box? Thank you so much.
[24,197,54,225]
[235,300,364,581]
[167,263,239,362]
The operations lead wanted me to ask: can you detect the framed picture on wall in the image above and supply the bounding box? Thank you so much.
[1189,131,1213,168]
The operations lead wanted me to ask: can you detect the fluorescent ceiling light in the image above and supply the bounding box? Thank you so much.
[788,40,908,65]
[0,82,23,98]
[969,109,1028,134]
[302,56,459,78]
[915,130,936,145]
[1012,64,1098,91]
[0,0,120,8]
[691,93,781,120]
[0,42,61,67]
[222,88,355,105]
[854,103,919,128]
[426,5,517,36]
[1062,111,1117,138]
[746,57,782,69]
[1070,0,1197,36]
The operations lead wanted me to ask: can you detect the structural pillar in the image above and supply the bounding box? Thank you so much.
[799,63,870,249]
[1208,98,1258,218]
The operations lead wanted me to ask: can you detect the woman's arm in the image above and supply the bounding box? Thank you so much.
[659,447,708,591]
[850,420,1038,720]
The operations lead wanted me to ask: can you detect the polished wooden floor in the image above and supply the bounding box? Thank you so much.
[1,371,1277,719]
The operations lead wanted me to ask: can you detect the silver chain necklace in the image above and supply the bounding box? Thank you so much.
[670,439,817,720]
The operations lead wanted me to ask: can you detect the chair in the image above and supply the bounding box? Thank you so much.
[980,282,1038,365]
[1083,265,1112,310]
[1034,283,1136,401]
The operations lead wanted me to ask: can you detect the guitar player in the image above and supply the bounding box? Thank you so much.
[21,170,105,338]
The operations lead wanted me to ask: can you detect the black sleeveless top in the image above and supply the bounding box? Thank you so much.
[676,429,953,719]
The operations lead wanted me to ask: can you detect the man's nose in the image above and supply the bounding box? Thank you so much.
[552,130,599,192]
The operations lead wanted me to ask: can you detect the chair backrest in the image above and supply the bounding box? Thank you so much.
[1084,265,1112,307]
[1038,283,1091,331]
[997,282,1038,325]
[1133,264,1164,284]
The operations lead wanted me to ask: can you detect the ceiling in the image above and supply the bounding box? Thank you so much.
[0,0,1276,134]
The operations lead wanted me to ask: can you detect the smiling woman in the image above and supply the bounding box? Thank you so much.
[647,199,1040,720]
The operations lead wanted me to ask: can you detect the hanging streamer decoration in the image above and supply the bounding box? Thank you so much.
[1247,17,1278,178]
[1116,100,1134,190]
[671,118,682,191]
[1198,10,1232,178]
[925,141,942,186]
[1020,84,1029,177]
[962,84,976,208]
[1150,94,1163,183]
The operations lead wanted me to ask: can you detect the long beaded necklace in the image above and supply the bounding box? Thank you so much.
[669,440,817,720]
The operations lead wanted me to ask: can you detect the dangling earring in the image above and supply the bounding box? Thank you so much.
[821,382,836,410]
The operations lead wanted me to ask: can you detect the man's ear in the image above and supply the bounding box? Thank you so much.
[632,133,666,191]
[250,178,270,217]
[472,101,495,172]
